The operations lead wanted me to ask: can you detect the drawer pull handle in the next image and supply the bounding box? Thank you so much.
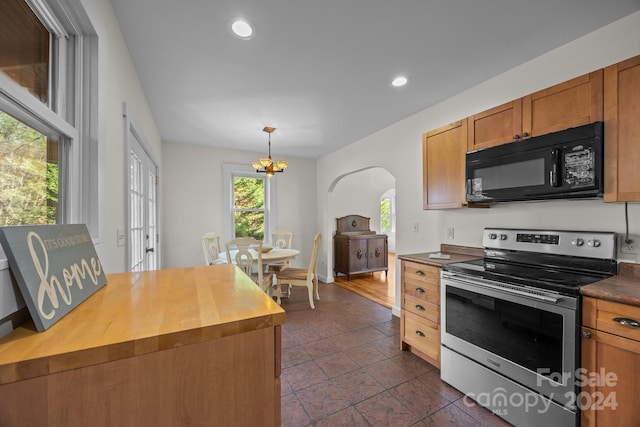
[416,287,425,294]
[613,317,640,328]
[415,304,425,311]
[416,270,425,276]
[415,330,426,337]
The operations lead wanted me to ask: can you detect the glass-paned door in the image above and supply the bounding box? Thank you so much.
[128,132,158,272]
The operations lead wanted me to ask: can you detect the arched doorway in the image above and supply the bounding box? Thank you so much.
[327,167,396,307]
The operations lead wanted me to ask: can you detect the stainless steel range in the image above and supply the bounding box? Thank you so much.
[440,228,617,427]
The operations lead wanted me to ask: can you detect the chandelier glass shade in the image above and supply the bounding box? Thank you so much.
[252,127,288,176]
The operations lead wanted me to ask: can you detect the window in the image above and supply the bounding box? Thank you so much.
[233,176,265,240]
[0,111,59,225]
[380,189,395,233]
[0,0,99,234]
[223,163,276,242]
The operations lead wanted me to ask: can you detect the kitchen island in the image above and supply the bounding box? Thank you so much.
[0,264,285,426]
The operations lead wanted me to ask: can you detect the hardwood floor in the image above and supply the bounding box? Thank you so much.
[332,253,396,308]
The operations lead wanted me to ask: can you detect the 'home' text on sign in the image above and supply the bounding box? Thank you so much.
[0,224,107,331]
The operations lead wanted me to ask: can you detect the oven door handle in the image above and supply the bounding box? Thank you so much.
[442,272,561,303]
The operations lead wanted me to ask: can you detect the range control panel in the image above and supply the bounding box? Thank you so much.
[516,233,560,245]
[483,228,617,259]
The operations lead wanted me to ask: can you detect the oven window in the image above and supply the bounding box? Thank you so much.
[445,286,563,376]
[472,158,545,190]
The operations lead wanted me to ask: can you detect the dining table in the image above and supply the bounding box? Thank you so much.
[219,247,300,265]
[219,247,300,300]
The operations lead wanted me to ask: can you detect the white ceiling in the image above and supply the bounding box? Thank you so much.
[108,0,640,159]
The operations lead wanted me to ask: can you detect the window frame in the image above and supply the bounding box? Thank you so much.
[0,0,100,240]
[223,163,277,242]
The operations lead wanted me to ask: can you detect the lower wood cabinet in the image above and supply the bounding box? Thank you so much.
[581,297,640,427]
[400,260,441,367]
[334,234,388,280]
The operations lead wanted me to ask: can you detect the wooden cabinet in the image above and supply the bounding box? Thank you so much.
[400,260,441,368]
[423,119,467,209]
[467,70,603,151]
[467,100,523,151]
[604,54,640,202]
[581,297,640,427]
[333,215,388,280]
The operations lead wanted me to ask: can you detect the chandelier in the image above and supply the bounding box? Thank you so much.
[252,126,288,176]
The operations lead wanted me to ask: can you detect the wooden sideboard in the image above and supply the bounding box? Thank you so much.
[334,215,388,280]
[0,264,285,427]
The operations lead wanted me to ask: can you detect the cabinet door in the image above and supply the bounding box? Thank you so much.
[581,327,640,427]
[467,100,523,151]
[604,55,640,202]
[523,70,603,138]
[423,120,467,209]
[348,239,368,273]
[367,237,387,270]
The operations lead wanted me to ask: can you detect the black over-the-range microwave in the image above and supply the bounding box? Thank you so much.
[465,121,604,203]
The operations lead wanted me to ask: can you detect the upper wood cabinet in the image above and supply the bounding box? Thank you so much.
[467,100,523,151]
[467,70,603,152]
[604,55,640,202]
[423,120,467,209]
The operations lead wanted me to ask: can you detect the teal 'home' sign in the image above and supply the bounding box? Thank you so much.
[0,224,107,332]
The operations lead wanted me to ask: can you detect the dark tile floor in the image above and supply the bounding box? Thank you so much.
[278,281,513,427]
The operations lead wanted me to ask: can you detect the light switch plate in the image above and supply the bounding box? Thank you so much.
[117,227,125,247]
[447,227,455,240]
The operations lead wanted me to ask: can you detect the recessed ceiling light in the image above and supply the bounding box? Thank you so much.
[392,76,408,87]
[229,18,256,40]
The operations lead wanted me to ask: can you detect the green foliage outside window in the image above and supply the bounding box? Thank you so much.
[381,197,391,232]
[0,111,58,225]
[233,176,265,240]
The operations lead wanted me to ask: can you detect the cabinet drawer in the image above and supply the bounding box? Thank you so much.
[585,298,640,341]
[403,276,439,302]
[403,261,440,284]
[403,294,438,323]
[402,311,439,362]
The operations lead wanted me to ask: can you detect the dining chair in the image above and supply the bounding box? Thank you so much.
[275,233,321,309]
[225,237,272,293]
[271,230,293,249]
[201,232,223,265]
[267,229,295,273]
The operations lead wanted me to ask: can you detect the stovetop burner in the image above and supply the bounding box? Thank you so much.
[443,258,612,296]
[442,228,618,297]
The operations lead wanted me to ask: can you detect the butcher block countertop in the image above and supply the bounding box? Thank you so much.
[398,244,484,268]
[581,262,640,307]
[0,264,286,385]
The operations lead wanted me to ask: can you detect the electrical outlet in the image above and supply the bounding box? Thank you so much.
[447,227,455,240]
[620,234,640,255]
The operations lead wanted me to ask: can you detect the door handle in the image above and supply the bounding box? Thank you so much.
[146,247,155,253]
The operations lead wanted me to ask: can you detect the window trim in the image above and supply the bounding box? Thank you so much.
[0,0,102,242]
[223,163,277,242]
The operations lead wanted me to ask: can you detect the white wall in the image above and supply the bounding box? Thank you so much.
[332,168,395,232]
[317,11,640,316]
[162,143,317,269]
[82,0,163,273]
[332,168,396,252]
